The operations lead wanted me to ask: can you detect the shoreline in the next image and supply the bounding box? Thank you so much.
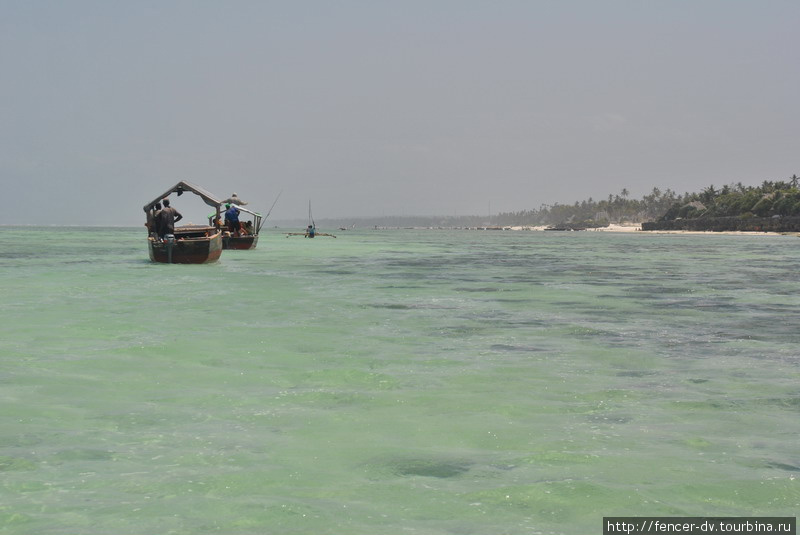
[504,224,798,236]
[1,224,795,237]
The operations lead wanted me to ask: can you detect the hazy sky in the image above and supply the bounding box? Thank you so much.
[1,1,797,226]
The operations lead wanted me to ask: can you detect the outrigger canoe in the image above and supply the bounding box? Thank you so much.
[285,201,336,238]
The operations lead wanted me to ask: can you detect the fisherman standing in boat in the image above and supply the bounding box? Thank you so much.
[158,198,182,238]
[152,202,163,238]
[224,203,240,236]
[146,201,161,237]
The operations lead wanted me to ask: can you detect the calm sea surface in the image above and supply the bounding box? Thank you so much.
[1,226,798,534]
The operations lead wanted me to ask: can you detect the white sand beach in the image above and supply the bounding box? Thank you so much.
[506,224,641,232]
[506,223,797,236]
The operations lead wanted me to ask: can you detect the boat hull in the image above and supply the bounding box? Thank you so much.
[222,234,258,250]
[148,230,223,264]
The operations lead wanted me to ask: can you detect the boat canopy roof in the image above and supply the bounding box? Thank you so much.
[143,181,222,212]
[222,204,262,218]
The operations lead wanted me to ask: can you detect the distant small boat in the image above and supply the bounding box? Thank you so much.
[286,201,336,238]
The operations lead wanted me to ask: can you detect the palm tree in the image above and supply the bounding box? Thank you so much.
[700,185,717,204]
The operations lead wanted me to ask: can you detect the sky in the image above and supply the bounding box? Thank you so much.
[1,0,798,226]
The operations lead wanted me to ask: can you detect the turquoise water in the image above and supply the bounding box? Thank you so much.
[1,227,798,534]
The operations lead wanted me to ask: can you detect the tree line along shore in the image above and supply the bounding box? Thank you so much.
[494,175,800,232]
[308,175,800,233]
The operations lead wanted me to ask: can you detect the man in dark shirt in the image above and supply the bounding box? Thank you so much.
[224,203,240,235]
[146,202,161,237]
[158,198,183,238]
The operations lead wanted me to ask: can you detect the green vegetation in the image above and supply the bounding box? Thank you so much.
[493,187,682,228]
[309,174,799,229]
[494,174,800,228]
[659,177,800,221]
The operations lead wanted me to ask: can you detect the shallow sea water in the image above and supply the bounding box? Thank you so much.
[1,226,798,534]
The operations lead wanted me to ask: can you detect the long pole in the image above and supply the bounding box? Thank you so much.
[258,190,282,233]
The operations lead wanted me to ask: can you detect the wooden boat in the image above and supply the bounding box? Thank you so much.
[215,190,280,250]
[148,225,223,263]
[219,205,263,250]
[223,232,258,250]
[143,181,224,264]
